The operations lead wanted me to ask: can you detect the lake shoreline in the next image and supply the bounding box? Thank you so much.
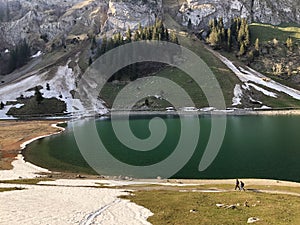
[104,109,300,116]
[0,121,66,179]
[2,109,300,122]
[1,116,300,184]
[0,120,66,170]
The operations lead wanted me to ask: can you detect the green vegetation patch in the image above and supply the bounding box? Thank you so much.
[0,178,54,185]
[250,23,300,43]
[7,95,67,117]
[0,187,25,192]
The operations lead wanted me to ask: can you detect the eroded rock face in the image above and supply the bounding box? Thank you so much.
[0,0,108,50]
[0,0,163,51]
[178,0,300,28]
[103,0,163,33]
[1,0,298,52]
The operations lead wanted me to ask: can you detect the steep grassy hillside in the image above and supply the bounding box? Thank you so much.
[100,14,300,110]
[250,23,300,43]
[248,23,300,92]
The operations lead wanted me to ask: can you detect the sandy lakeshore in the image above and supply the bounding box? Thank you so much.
[0,120,63,170]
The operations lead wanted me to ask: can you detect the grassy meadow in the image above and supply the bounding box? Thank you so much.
[249,23,300,43]
[124,189,300,225]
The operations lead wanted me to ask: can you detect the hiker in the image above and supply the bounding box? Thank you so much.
[235,179,240,190]
[240,181,245,191]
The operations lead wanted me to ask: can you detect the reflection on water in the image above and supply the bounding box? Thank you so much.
[25,115,300,181]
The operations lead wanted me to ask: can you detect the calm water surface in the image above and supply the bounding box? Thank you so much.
[25,115,300,181]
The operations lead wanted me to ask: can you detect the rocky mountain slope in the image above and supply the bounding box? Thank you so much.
[0,0,99,50]
[1,0,299,52]
[0,0,164,118]
[0,0,300,118]
[177,0,300,28]
[0,0,162,51]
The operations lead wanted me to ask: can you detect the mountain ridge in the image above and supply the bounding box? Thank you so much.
[0,0,300,118]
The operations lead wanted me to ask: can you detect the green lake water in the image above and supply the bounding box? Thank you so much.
[24,115,300,181]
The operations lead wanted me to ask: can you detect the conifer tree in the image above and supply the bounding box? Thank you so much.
[0,101,4,110]
[255,38,260,51]
[218,17,224,30]
[126,27,132,43]
[144,27,150,40]
[187,18,192,30]
[207,27,220,48]
[244,23,250,47]
[227,28,232,51]
[91,36,97,49]
[248,50,254,62]
[165,28,170,42]
[138,23,143,35]
[170,31,178,44]
[133,30,140,41]
[209,19,215,29]
[147,27,152,40]
[254,38,260,56]
[35,86,44,104]
[106,38,113,52]
[8,39,31,73]
[239,43,245,56]
[97,35,107,56]
[286,37,293,51]
[152,27,158,40]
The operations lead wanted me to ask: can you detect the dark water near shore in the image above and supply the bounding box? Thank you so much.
[24,115,300,181]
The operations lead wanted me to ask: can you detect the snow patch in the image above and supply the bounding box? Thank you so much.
[199,107,216,112]
[0,182,153,225]
[0,154,50,180]
[0,61,108,118]
[0,105,16,119]
[14,103,24,109]
[232,84,243,106]
[249,97,262,105]
[180,107,198,112]
[166,107,174,111]
[214,51,300,100]
[245,83,277,98]
[255,105,272,110]
[31,51,43,58]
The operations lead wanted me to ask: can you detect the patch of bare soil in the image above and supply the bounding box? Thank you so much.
[0,120,62,170]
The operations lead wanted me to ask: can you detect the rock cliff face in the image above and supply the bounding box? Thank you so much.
[0,0,163,51]
[0,0,107,51]
[1,0,299,51]
[178,0,300,28]
[104,0,163,33]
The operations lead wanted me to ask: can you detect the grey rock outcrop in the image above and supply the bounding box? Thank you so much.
[178,0,300,28]
[0,0,108,51]
[0,0,163,51]
[103,0,163,33]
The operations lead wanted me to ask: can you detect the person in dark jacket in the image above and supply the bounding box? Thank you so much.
[235,179,240,190]
[240,181,245,191]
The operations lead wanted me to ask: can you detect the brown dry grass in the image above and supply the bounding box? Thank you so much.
[0,120,62,170]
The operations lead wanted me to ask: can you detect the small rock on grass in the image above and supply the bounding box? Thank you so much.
[247,217,260,223]
[189,209,197,213]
